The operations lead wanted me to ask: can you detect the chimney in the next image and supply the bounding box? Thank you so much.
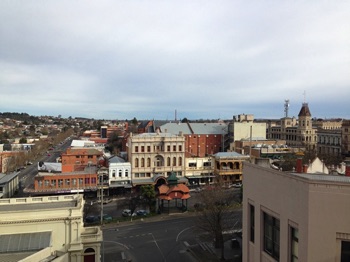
[345,160,350,177]
[296,157,303,173]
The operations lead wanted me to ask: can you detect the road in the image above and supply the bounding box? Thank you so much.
[17,138,72,196]
[101,207,242,262]
[103,214,199,262]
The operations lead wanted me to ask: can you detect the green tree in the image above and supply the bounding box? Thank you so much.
[19,137,27,143]
[140,185,157,213]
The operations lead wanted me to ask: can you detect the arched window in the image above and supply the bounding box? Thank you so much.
[178,157,182,166]
[173,157,176,166]
[167,157,171,166]
[135,158,139,168]
[147,157,151,167]
[141,158,145,167]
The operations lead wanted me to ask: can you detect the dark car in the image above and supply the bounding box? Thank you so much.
[85,215,99,223]
[136,210,148,216]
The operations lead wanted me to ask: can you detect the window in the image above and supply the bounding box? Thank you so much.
[58,179,63,187]
[141,158,145,167]
[119,170,122,177]
[189,162,197,168]
[178,157,182,166]
[147,146,151,152]
[112,170,116,178]
[135,146,139,152]
[135,158,139,168]
[341,241,350,262]
[167,157,171,166]
[85,178,90,184]
[79,178,83,185]
[204,161,211,167]
[141,146,145,152]
[44,180,49,187]
[72,179,77,186]
[250,204,255,243]
[290,227,298,262]
[263,212,280,260]
[173,157,176,166]
[125,170,129,177]
[147,158,151,167]
[179,145,182,151]
[173,145,176,151]
[65,179,70,186]
[167,145,171,152]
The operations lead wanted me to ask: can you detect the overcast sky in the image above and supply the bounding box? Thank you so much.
[1,1,349,121]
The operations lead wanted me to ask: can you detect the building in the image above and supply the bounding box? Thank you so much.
[0,194,102,262]
[32,169,98,195]
[342,120,350,157]
[213,152,249,185]
[267,103,317,150]
[242,160,350,261]
[159,122,228,157]
[317,128,342,156]
[127,131,186,187]
[184,156,215,186]
[228,114,267,152]
[61,148,104,173]
[108,155,132,194]
[0,171,19,198]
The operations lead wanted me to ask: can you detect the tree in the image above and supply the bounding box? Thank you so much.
[19,137,27,144]
[194,184,240,260]
[140,185,157,213]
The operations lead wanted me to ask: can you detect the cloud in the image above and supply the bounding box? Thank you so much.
[0,1,349,120]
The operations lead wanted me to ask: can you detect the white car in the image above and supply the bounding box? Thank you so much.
[122,209,136,217]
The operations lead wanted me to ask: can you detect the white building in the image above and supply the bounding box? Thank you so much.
[0,194,102,262]
[108,155,132,189]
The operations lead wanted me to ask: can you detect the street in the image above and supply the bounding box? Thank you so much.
[101,208,242,262]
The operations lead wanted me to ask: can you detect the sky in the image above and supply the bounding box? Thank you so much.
[1,1,349,121]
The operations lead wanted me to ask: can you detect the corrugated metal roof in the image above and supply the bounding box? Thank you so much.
[214,152,249,158]
[0,172,18,184]
[109,156,126,163]
[0,232,51,253]
[160,122,228,135]
[159,123,192,135]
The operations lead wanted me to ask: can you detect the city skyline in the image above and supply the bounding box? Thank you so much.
[1,1,349,120]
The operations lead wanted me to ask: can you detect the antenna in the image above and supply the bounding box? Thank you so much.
[284,99,290,117]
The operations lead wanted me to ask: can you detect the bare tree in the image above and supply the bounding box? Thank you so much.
[194,184,241,260]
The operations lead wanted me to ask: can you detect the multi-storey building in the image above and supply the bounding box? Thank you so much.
[0,171,19,198]
[243,160,350,261]
[127,131,186,187]
[184,156,214,186]
[228,114,267,152]
[0,194,102,262]
[317,128,342,156]
[61,148,103,173]
[33,169,98,195]
[108,155,132,194]
[268,103,317,150]
[342,120,350,157]
[213,152,250,184]
[159,122,227,157]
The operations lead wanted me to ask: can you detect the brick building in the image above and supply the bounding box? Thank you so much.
[61,148,104,173]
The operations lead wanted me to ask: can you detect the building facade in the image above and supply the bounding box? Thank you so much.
[61,148,103,173]
[0,194,102,262]
[213,152,249,185]
[127,132,186,187]
[184,156,214,186]
[243,161,350,262]
[108,155,132,192]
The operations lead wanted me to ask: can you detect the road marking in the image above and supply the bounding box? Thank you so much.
[104,240,129,250]
[176,226,194,242]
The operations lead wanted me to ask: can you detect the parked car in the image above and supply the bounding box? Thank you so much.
[99,214,113,222]
[122,209,136,217]
[85,215,99,223]
[233,182,242,188]
[136,210,148,216]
